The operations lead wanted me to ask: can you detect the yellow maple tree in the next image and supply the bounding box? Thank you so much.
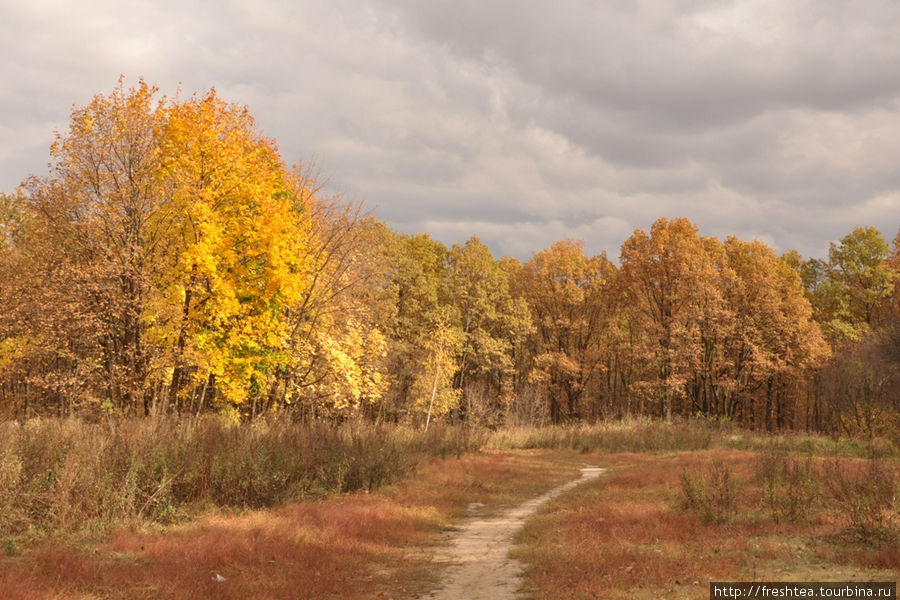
[155,90,312,408]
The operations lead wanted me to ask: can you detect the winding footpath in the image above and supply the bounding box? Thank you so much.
[416,465,606,600]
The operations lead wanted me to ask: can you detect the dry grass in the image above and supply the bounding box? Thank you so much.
[515,450,899,600]
[486,419,716,453]
[0,417,485,545]
[0,450,579,600]
[486,418,899,458]
[2,418,896,599]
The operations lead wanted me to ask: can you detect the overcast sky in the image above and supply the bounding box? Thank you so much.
[2,1,899,261]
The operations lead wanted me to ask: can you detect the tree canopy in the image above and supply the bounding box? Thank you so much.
[1,80,898,441]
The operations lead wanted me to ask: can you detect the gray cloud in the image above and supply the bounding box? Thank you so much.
[1,0,899,261]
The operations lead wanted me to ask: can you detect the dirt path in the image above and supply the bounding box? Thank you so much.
[416,465,606,600]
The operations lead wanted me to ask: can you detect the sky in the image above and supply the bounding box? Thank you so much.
[2,0,899,261]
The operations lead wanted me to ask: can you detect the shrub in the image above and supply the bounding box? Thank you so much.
[823,456,899,540]
[755,447,821,522]
[680,460,738,523]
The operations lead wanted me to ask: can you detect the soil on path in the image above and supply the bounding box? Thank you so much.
[416,465,606,600]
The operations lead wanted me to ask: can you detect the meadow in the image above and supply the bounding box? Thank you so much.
[0,417,896,599]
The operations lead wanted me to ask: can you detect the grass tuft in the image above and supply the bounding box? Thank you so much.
[755,447,821,523]
[680,460,738,523]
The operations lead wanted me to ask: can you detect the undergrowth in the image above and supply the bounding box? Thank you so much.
[485,418,898,458]
[485,419,715,453]
[1,414,896,550]
[679,448,899,543]
[755,447,822,523]
[0,417,483,544]
[822,456,899,540]
[680,460,738,523]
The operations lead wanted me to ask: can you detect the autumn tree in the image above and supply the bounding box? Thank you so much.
[516,240,614,423]
[377,233,462,421]
[445,237,531,423]
[268,176,388,418]
[812,226,896,343]
[804,226,900,437]
[818,331,900,439]
[3,81,895,436]
[619,218,719,421]
[0,80,326,417]
[886,228,900,318]
[720,238,828,429]
[6,80,173,415]
[0,191,27,416]
[155,90,313,412]
[416,307,463,430]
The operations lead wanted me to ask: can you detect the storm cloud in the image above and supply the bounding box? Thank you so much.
[1,0,899,260]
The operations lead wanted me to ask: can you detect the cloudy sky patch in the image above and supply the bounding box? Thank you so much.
[1,0,899,260]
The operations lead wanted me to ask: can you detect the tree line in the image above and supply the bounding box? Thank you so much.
[0,81,898,438]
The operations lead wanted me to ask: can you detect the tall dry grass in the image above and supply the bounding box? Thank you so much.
[485,418,716,453]
[487,417,900,458]
[0,416,484,544]
[2,413,895,550]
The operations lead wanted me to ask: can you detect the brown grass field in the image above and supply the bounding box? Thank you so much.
[0,424,897,599]
[0,450,579,599]
[515,450,899,600]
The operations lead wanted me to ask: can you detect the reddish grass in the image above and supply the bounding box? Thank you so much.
[516,451,899,600]
[0,450,579,600]
[5,446,893,599]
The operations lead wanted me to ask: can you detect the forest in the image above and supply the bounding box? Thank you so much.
[1,80,898,441]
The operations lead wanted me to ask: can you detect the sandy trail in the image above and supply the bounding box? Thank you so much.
[416,465,606,600]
